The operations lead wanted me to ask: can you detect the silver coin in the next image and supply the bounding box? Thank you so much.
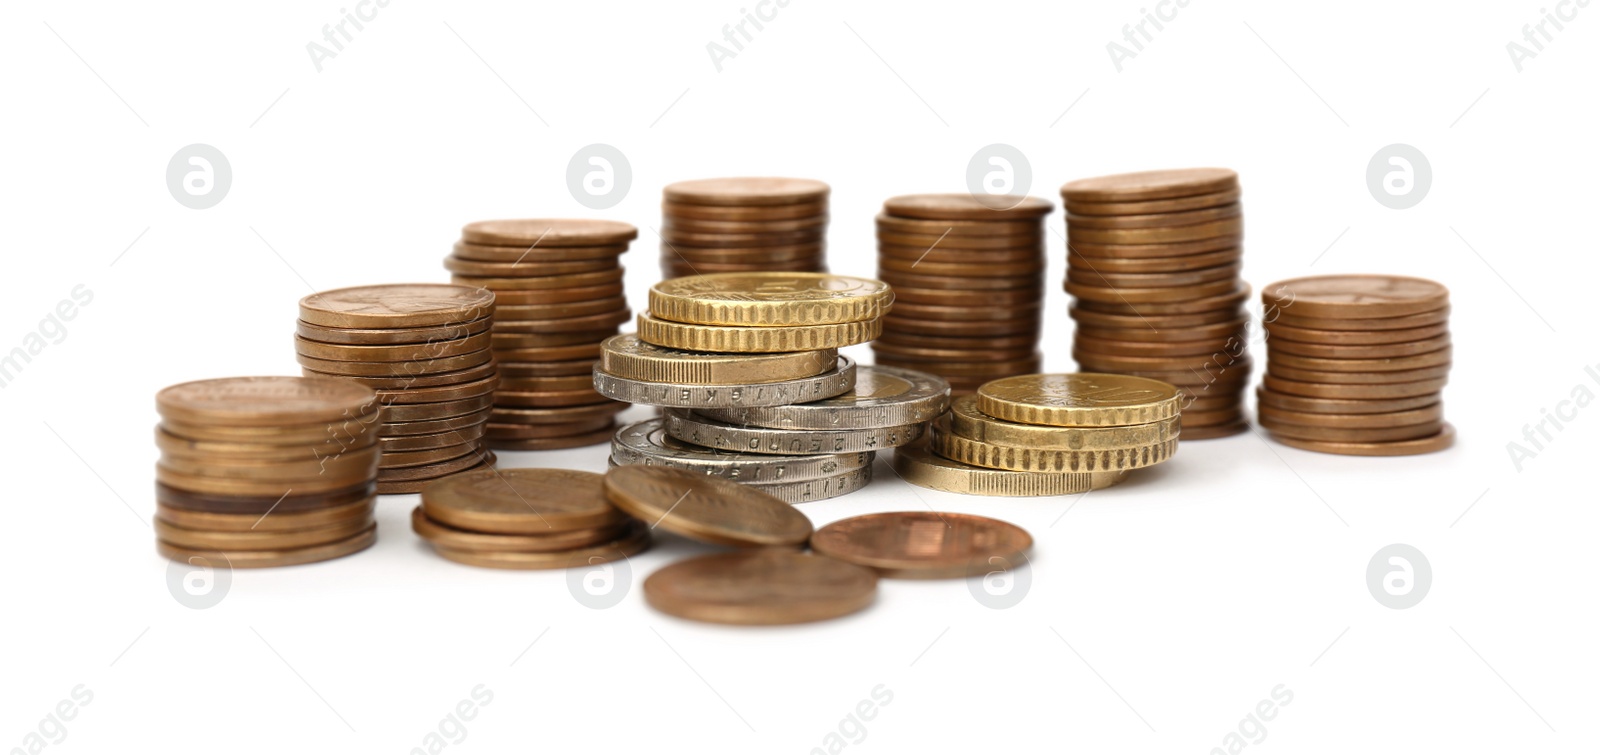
[610,418,872,483]
[663,409,925,455]
[750,465,873,503]
[697,365,949,430]
[593,357,855,408]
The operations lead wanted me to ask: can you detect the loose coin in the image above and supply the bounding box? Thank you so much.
[893,441,1129,496]
[810,511,1033,579]
[977,373,1182,427]
[696,365,950,430]
[602,465,813,548]
[644,550,877,625]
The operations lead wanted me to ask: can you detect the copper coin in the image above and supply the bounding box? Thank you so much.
[1266,334,1451,360]
[460,218,638,247]
[1255,386,1440,415]
[877,332,1039,351]
[878,270,1038,291]
[155,427,371,462]
[873,342,1036,362]
[664,177,829,206]
[494,388,610,408]
[1181,394,1240,413]
[490,402,628,424]
[155,481,375,515]
[484,416,616,439]
[662,241,823,260]
[1261,374,1447,400]
[1088,361,1253,388]
[295,316,491,346]
[883,314,1039,337]
[381,423,487,452]
[659,227,822,248]
[496,374,593,392]
[1066,203,1240,229]
[1068,261,1241,289]
[663,214,828,234]
[156,461,375,497]
[1069,305,1239,329]
[428,521,650,570]
[156,497,374,533]
[375,453,496,495]
[875,214,1042,237]
[887,285,1043,307]
[158,446,379,481]
[873,355,1041,377]
[410,506,624,552]
[157,376,377,428]
[1177,420,1249,440]
[664,198,827,220]
[1068,217,1244,245]
[299,284,494,329]
[493,297,628,321]
[1268,363,1450,386]
[1078,316,1248,343]
[491,330,614,348]
[496,359,599,378]
[1069,247,1241,273]
[662,259,824,275]
[1267,346,1452,373]
[488,425,619,450]
[492,343,603,362]
[879,256,1045,278]
[1268,423,1455,456]
[379,440,482,469]
[373,374,499,405]
[302,360,498,390]
[1065,234,1241,259]
[877,244,1043,264]
[380,408,493,437]
[1064,187,1241,216]
[1270,306,1451,332]
[444,256,617,277]
[602,465,812,548]
[883,194,1053,220]
[1073,283,1250,315]
[1060,168,1238,202]
[156,524,377,568]
[155,513,373,551]
[1068,276,1241,305]
[420,467,620,533]
[645,550,877,625]
[378,445,491,481]
[810,511,1032,580]
[294,332,492,363]
[490,309,631,335]
[877,231,1045,251]
[1076,333,1241,358]
[1257,402,1443,429]
[378,394,494,423]
[1262,320,1448,345]
[451,241,629,262]
[452,268,623,291]
[488,283,624,305]
[1263,275,1448,320]
[1179,405,1246,426]
[296,349,492,377]
[874,301,1041,323]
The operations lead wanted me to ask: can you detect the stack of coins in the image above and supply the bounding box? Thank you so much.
[659,178,829,278]
[905,373,1181,495]
[1060,168,1251,439]
[154,377,380,567]
[296,284,499,493]
[413,468,649,569]
[1258,275,1454,455]
[446,219,635,450]
[872,194,1053,394]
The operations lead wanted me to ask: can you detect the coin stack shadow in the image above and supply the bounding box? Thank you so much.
[154,377,380,567]
[446,219,636,450]
[872,194,1054,395]
[906,373,1181,495]
[1060,168,1251,439]
[296,284,499,494]
[659,177,830,278]
[1258,275,1454,455]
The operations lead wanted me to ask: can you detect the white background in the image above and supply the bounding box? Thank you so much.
[2,1,1596,752]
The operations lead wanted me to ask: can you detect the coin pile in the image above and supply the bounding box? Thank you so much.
[296,284,498,493]
[446,219,635,450]
[1258,274,1454,455]
[154,377,380,567]
[660,177,830,278]
[872,194,1054,394]
[1060,168,1252,439]
[904,373,1181,495]
[413,468,648,569]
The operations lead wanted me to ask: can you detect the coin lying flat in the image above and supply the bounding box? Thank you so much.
[157,376,377,427]
[810,511,1033,579]
[299,284,495,329]
[156,497,374,533]
[154,514,373,551]
[664,177,830,206]
[977,373,1182,427]
[931,417,1178,473]
[430,521,651,570]
[1059,168,1239,202]
[599,334,836,385]
[1267,423,1456,457]
[1263,275,1449,320]
[882,194,1054,220]
[645,550,877,625]
[595,357,855,408]
[459,218,639,247]
[410,507,625,552]
[664,409,924,455]
[601,466,812,548]
[156,524,377,569]
[893,442,1129,496]
[421,468,622,534]
[295,316,491,346]
[948,396,1178,450]
[636,313,881,353]
[648,272,892,326]
[610,418,871,483]
[695,365,950,430]
[1064,187,1242,216]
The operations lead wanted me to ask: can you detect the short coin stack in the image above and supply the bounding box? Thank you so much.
[905,373,1181,495]
[1060,168,1251,439]
[154,377,380,567]
[660,177,830,278]
[446,219,635,450]
[1258,274,1454,455]
[297,284,498,493]
[413,468,649,569]
[872,194,1053,394]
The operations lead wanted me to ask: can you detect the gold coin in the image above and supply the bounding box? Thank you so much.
[410,506,625,552]
[157,524,377,568]
[602,465,812,548]
[1267,423,1456,456]
[976,373,1181,427]
[931,417,1178,473]
[598,334,832,385]
[644,550,877,625]
[948,396,1178,450]
[1263,275,1449,320]
[421,468,623,534]
[649,272,891,326]
[429,521,650,570]
[636,313,880,353]
[892,441,1128,496]
[299,284,494,329]
[154,513,373,550]
[157,376,376,428]
[809,511,1033,579]
[459,218,639,247]
[156,497,375,532]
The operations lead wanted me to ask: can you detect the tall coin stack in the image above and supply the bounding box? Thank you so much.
[447,219,635,450]
[296,284,498,493]
[1258,275,1454,456]
[903,373,1180,496]
[599,273,941,502]
[659,177,829,278]
[1060,168,1251,439]
[154,377,380,567]
[872,194,1054,394]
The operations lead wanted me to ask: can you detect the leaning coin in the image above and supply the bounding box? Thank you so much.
[602,466,813,548]
[697,365,950,430]
[644,550,877,625]
[610,418,872,483]
[893,442,1128,496]
[810,511,1033,579]
[600,334,837,385]
[594,357,855,408]
[663,409,925,455]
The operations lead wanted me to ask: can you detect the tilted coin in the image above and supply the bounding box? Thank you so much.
[378,394,495,423]
[599,334,836,385]
[602,466,813,548]
[663,214,827,234]
[610,418,871,483]
[875,213,1042,237]
[1176,421,1249,440]
[1267,361,1451,384]
[299,284,494,329]
[156,524,377,569]
[157,447,379,482]
[1068,246,1241,274]
[421,468,623,534]
[1060,168,1239,202]
[378,445,491,479]
[594,356,855,408]
[636,313,881,353]
[459,218,639,247]
[489,283,624,305]
[1066,235,1241,259]
[931,417,1178,473]
[430,521,651,570]
[977,373,1181,427]
[649,272,892,326]
[697,365,950,430]
[810,511,1033,579]
[1262,275,1449,319]
[379,441,482,469]
[948,396,1178,450]
[374,374,499,404]
[663,409,924,455]
[892,442,1128,497]
[157,376,377,427]
[644,550,877,625]
[155,427,368,462]
[410,507,625,552]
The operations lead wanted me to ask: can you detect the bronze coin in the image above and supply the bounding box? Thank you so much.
[659,227,823,248]
[378,394,495,423]
[661,241,823,261]
[873,355,1041,377]
[410,506,625,552]
[487,425,619,450]
[452,268,624,291]
[419,467,620,534]
[882,314,1039,337]
[664,198,826,220]
[491,330,614,348]
[1087,361,1254,388]
[1068,217,1244,245]
[1176,420,1250,440]
[602,465,812,548]
[1257,402,1444,429]
[299,284,495,330]
[1064,187,1242,216]
[878,269,1040,291]
[494,388,611,408]
[155,428,371,462]
[1179,406,1246,426]
[1066,277,1239,304]
[883,194,1053,220]
[483,416,617,439]
[295,316,491,346]
[427,521,650,570]
[491,309,630,336]
[156,376,378,428]
[810,511,1033,579]
[492,343,603,362]
[373,374,499,405]
[1059,168,1238,202]
[155,480,376,515]
[490,402,628,425]
[1077,316,1248,343]
[877,244,1043,264]
[663,214,827,234]
[877,232,1045,251]
[156,496,374,533]
[154,514,373,551]
[1271,306,1450,332]
[295,348,492,377]
[156,525,377,568]
[1267,423,1455,456]
[380,408,493,437]
[1266,334,1452,360]
[1262,320,1448,345]
[873,342,1037,362]
[1261,374,1447,400]
[1069,305,1239,329]
[1073,283,1250,315]
[1065,234,1241,259]
[1066,203,1241,229]
[375,452,497,495]
[156,465,375,498]
[496,374,594,392]
[644,550,877,625]
[158,446,380,482]
[488,283,625,305]
[879,256,1045,278]
[875,213,1042,237]
[302,360,498,390]
[451,241,629,262]
[381,423,487,452]
[379,441,482,469]
[1069,247,1241,273]
[664,177,830,206]
[1267,363,1451,386]
[294,332,492,363]
[1068,261,1242,289]
[1076,333,1240,358]
[1180,394,1240,413]
[874,301,1042,323]
[1262,275,1449,320]
[661,259,824,275]
[875,333,1039,353]
[1256,386,1441,415]
[887,285,1043,307]
[460,218,639,247]
[1267,346,1452,373]
[444,256,617,277]
[491,297,628,321]
[496,359,599,378]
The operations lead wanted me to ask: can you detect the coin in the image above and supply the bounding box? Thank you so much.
[155,497,373,533]
[877,269,1038,290]
[645,550,876,625]
[977,373,1181,427]
[443,256,617,277]
[664,177,830,206]
[873,355,1041,378]
[1265,363,1451,386]
[1073,283,1250,315]
[1066,277,1239,304]
[157,376,377,427]
[487,425,619,450]
[1064,187,1241,216]
[810,511,1032,579]
[295,316,491,346]
[486,416,615,440]
[1263,275,1449,319]
[1261,374,1447,400]
[380,424,487,452]
[1069,304,1238,330]
[1066,203,1241,229]
[490,402,628,425]
[875,214,1042,237]
[599,334,835,385]
[451,268,623,291]
[1266,347,1452,373]
[870,341,1035,362]
[931,417,1178,473]
[602,466,812,547]
[1260,417,1444,443]
[156,524,377,568]
[749,465,873,503]
[649,272,891,326]
[697,365,950,430]
[611,418,872,482]
[451,241,629,262]
[1267,423,1456,456]
[158,447,380,482]
[636,313,880,353]
[303,360,499,390]
[664,214,828,234]
[410,507,624,552]
[1069,247,1241,273]
[294,332,492,362]
[489,283,625,305]
[496,359,600,378]
[155,481,375,515]
[378,394,495,423]
[596,356,854,408]
[154,514,372,551]
[893,441,1128,496]
[1067,235,1241,259]
[156,466,374,498]
[664,199,827,220]
[1068,261,1242,288]
[886,285,1042,307]
[487,308,631,334]
[1266,334,1451,360]
[155,428,367,462]
[299,284,494,329]
[295,349,492,377]
[1060,168,1238,202]
[381,409,493,437]
[460,218,639,247]
[883,194,1054,220]
[1263,320,1449,345]
[663,409,925,455]
[948,395,1179,449]
[429,521,651,570]
[376,447,493,485]
[1271,306,1450,332]
[1255,387,1439,415]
